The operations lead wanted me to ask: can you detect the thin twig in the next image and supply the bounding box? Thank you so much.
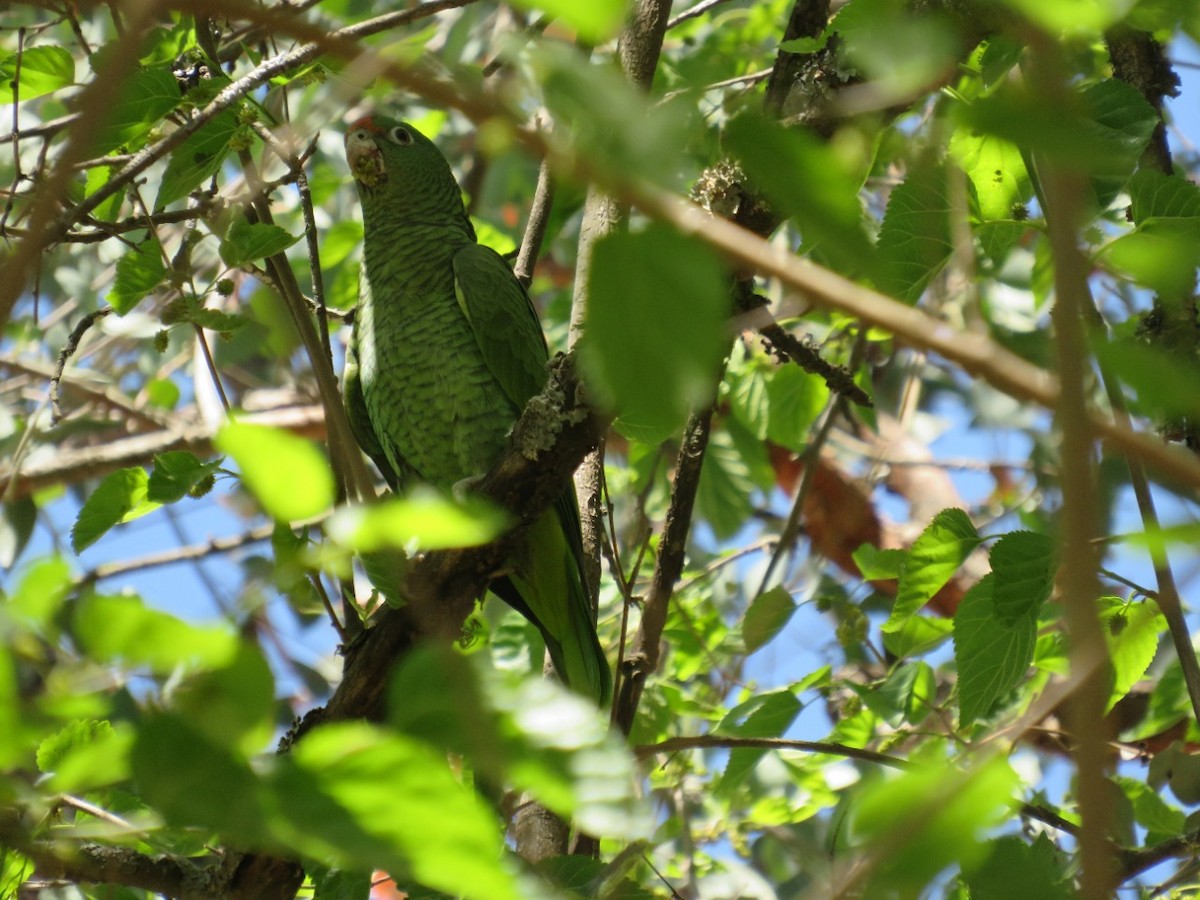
[666,0,736,29]
[756,334,862,595]
[51,308,113,425]
[82,523,277,584]
[614,396,719,736]
[514,153,555,287]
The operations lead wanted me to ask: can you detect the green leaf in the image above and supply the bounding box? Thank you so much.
[133,713,267,840]
[1102,597,1166,712]
[1103,230,1200,295]
[876,162,954,303]
[1116,774,1186,842]
[1093,339,1200,421]
[0,497,37,570]
[950,130,1032,221]
[715,690,802,792]
[856,661,937,726]
[532,42,689,188]
[326,490,506,552]
[486,672,650,839]
[0,647,23,769]
[989,531,1056,623]
[83,163,124,222]
[853,544,905,580]
[75,592,239,673]
[695,418,773,540]
[742,586,796,653]
[965,835,1072,900]
[216,421,334,522]
[172,642,275,754]
[1104,170,1200,292]
[219,216,301,267]
[270,722,522,900]
[388,648,649,840]
[779,35,829,53]
[958,79,1156,214]
[725,114,875,277]
[155,109,239,210]
[71,467,160,552]
[39,720,133,793]
[1129,169,1200,226]
[320,219,364,270]
[89,65,181,155]
[726,348,830,451]
[990,0,1135,34]
[8,555,72,633]
[851,757,1019,894]
[37,719,114,773]
[107,239,167,314]
[0,849,33,896]
[885,508,980,632]
[147,450,222,503]
[953,574,1037,725]
[580,225,728,443]
[146,377,181,409]
[188,301,250,335]
[0,45,75,103]
[834,0,960,97]
[509,0,628,41]
[881,613,954,658]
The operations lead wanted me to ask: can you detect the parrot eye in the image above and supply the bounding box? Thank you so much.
[388,126,413,146]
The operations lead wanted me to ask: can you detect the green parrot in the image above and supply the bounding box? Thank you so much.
[342,114,611,706]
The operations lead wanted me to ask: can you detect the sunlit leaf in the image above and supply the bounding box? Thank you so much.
[270,722,523,900]
[0,45,74,102]
[885,508,980,631]
[39,720,133,793]
[851,757,1019,893]
[8,555,72,633]
[991,0,1136,35]
[71,467,160,552]
[326,490,505,552]
[715,690,802,792]
[75,592,238,673]
[1101,596,1165,712]
[953,574,1037,725]
[216,421,334,522]
[509,0,628,41]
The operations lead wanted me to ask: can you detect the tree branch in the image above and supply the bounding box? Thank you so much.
[614,402,716,736]
[0,404,326,500]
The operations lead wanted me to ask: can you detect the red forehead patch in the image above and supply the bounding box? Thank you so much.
[349,116,382,133]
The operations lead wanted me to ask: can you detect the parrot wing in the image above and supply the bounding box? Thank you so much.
[452,243,610,705]
[343,332,405,490]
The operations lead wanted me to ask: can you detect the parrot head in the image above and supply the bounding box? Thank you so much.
[344,115,463,211]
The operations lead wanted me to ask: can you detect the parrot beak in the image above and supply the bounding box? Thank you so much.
[346,126,386,187]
